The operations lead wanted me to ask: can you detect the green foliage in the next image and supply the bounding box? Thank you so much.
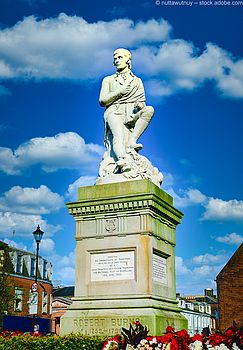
[0,245,15,318]
[0,274,14,315]
[121,321,149,348]
[0,333,107,350]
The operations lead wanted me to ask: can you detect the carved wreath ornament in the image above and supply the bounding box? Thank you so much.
[105,219,117,232]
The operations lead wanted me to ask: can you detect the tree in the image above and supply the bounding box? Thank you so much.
[0,242,14,330]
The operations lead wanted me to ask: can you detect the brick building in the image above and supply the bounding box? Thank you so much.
[0,240,52,333]
[52,286,74,334]
[216,243,243,331]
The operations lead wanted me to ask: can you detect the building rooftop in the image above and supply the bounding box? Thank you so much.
[216,243,243,280]
[53,286,75,298]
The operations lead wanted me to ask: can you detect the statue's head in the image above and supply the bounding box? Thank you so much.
[113,48,132,71]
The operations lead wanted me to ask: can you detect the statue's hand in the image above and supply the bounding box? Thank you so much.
[119,83,131,95]
[134,102,145,110]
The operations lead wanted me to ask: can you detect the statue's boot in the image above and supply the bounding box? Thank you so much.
[127,118,149,151]
[113,141,131,171]
[127,106,154,151]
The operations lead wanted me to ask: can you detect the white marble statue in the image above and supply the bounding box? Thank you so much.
[96,48,163,186]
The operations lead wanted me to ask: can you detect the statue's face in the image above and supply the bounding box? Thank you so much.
[113,51,129,71]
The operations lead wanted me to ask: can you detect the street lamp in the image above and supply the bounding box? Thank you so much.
[33,225,44,283]
[32,225,44,332]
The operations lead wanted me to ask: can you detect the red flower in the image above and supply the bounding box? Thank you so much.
[225,328,234,337]
[161,333,174,344]
[166,326,175,333]
[208,333,225,346]
[170,337,179,350]
[146,336,155,342]
[191,334,203,342]
[176,329,190,339]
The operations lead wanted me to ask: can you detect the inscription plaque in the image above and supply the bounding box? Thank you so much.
[73,316,138,336]
[152,254,167,284]
[91,251,135,281]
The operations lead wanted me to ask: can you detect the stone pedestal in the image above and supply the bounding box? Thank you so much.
[60,180,187,336]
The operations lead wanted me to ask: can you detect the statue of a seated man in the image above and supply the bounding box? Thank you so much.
[99,48,154,173]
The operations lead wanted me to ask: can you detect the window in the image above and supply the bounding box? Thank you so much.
[29,291,38,314]
[187,303,194,310]
[42,291,48,314]
[16,255,23,273]
[43,260,47,279]
[188,314,192,327]
[30,257,36,276]
[179,300,185,308]
[206,305,211,314]
[199,305,204,313]
[14,288,23,312]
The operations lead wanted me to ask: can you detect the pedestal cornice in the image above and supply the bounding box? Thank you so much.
[66,180,183,226]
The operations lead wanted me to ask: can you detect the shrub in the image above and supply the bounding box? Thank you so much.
[0,333,107,350]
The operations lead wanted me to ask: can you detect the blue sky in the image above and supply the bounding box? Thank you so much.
[0,0,243,294]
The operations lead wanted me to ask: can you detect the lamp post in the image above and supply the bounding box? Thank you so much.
[32,224,44,333]
[33,225,44,283]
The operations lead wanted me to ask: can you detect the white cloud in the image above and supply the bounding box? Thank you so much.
[0,185,63,241]
[49,249,76,285]
[176,251,227,294]
[175,256,192,275]
[0,15,170,81]
[203,197,243,221]
[0,15,242,98]
[0,185,64,214]
[0,60,14,78]
[38,238,55,255]
[3,238,27,251]
[0,147,18,175]
[213,232,243,245]
[145,79,173,97]
[161,172,175,189]
[0,212,61,237]
[164,185,243,223]
[185,189,207,205]
[56,266,75,284]
[192,253,228,266]
[166,187,207,208]
[217,59,243,98]
[133,41,243,98]
[66,176,97,200]
[192,264,223,277]
[0,132,104,175]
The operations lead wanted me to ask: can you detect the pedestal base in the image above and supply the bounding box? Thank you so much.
[60,180,187,336]
[61,301,187,336]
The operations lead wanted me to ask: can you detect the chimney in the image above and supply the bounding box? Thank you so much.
[204,288,213,297]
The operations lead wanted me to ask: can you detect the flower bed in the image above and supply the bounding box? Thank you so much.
[102,322,243,350]
[0,322,242,350]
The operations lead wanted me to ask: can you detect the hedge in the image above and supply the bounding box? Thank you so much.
[0,333,107,350]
